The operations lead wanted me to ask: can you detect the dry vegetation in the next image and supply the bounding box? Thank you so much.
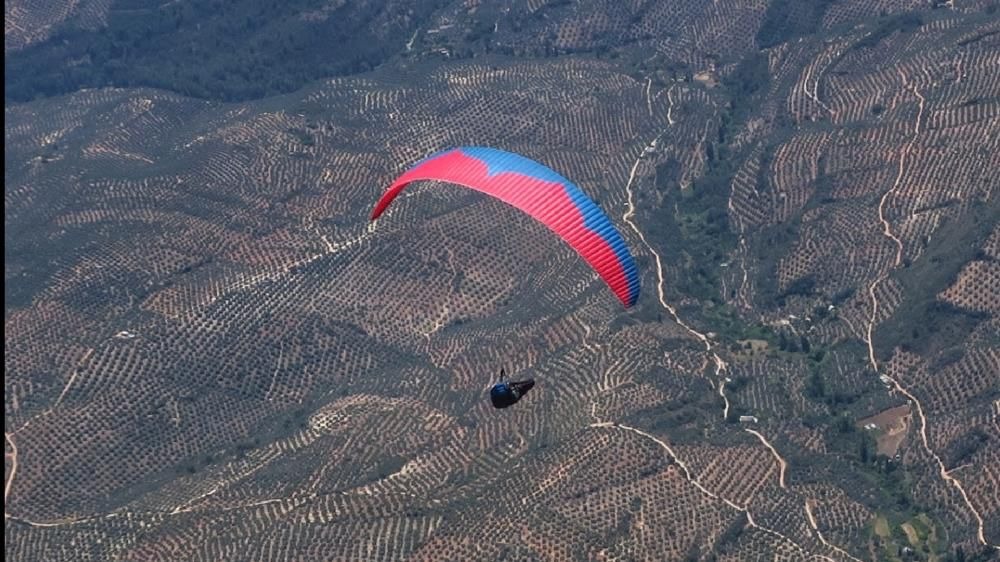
[5,0,999,560]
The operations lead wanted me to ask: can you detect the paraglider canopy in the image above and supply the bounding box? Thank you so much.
[371,146,640,307]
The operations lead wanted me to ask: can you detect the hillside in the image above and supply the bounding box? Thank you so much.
[5,1,999,560]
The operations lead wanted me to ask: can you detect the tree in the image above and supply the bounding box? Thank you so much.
[806,370,825,399]
[858,435,872,463]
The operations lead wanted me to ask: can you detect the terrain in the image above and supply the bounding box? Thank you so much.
[5,0,999,560]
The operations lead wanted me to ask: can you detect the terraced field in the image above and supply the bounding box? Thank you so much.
[5,0,998,560]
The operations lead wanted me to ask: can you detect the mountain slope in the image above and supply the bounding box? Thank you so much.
[5,1,998,560]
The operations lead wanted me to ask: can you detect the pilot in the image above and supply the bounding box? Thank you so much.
[490,368,535,409]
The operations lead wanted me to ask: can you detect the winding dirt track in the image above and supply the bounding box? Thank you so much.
[745,428,787,489]
[865,72,992,549]
[592,420,836,562]
[718,379,731,420]
[805,499,864,562]
[4,433,16,513]
[617,133,850,560]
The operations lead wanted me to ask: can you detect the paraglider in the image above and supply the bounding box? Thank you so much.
[370,146,640,307]
[489,368,535,409]
[371,146,640,409]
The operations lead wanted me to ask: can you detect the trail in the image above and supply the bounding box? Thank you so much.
[745,429,787,489]
[805,500,865,562]
[621,147,712,352]
[6,514,108,528]
[802,53,837,117]
[169,486,222,515]
[865,73,993,549]
[264,343,284,401]
[645,78,654,117]
[4,433,17,515]
[421,305,451,342]
[7,496,304,529]
[51,348,94,411]
[718,380,730,421]
[591,421,835,562]
[9,348,97,436]
[666,85,677,126]
[615,136,840,560]
[223,219,379,299]
[946,464,972,476]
